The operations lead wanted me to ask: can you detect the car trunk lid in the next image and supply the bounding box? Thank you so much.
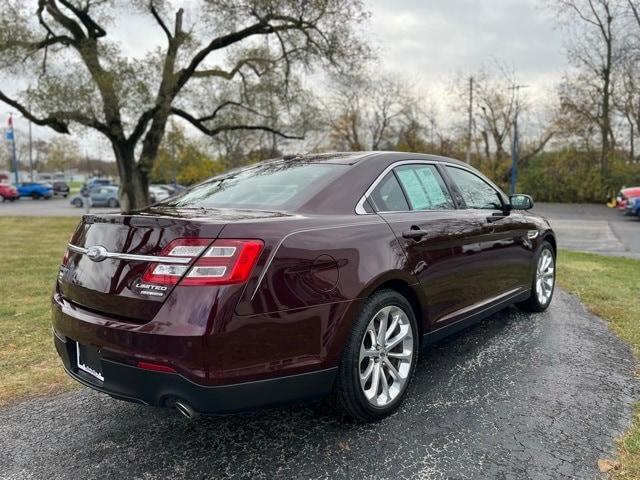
[58,208,286,322]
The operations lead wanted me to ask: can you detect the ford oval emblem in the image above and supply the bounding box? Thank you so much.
[86,245,108,262]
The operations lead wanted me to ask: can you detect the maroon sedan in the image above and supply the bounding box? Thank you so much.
[52,152,556,422]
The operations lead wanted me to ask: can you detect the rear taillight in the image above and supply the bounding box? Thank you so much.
[61,232,76,266]
[182,239,263,286]
[142,238,211,285]
[142,238,263,286]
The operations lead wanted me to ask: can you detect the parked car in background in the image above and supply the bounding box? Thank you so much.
[53,180,70,198]
[53,152,556,422]
[617,187,640,211]
[0,183,19,201]
[17,182,53,199]
[70,186,119,208]
[86,178,113,189]
[158,183,186,196]
[149,185,171,203]
[624,197,640,216]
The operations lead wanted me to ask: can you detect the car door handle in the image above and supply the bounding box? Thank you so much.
[402,227,428,240]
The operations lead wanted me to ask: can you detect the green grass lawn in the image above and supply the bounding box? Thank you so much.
[0,217,79,406]
[68,180,83,195]
[0,219,639,476]
[556,250,640,479]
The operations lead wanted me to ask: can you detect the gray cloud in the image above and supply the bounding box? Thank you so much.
[368,0,567,89]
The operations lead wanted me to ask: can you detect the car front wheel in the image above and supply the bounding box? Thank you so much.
[334,289,419,422]
[518,241,556,312]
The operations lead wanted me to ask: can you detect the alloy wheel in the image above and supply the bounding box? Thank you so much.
[536,248,555,305]
[359,305,414,407]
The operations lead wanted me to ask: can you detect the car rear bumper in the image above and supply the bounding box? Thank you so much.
[53,330,337,414]
[51,291,339,414]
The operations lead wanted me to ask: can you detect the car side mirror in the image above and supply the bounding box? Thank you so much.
[510,194,534,210]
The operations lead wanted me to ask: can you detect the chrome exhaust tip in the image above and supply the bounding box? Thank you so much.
[174,401,199,419]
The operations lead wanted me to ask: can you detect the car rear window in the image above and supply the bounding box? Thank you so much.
[163,162,347,210]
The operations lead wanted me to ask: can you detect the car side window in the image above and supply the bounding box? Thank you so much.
[369,172,410,212]
[394,164,454,210]
[446,166,503,210]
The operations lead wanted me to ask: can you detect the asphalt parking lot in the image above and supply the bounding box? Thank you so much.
[0,290,636,480]
[533,203,640,259]
[0,197,115,217]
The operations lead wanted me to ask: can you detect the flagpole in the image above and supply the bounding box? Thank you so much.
[6,114,18,185]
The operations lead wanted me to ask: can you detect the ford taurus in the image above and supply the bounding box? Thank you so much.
[52,152,556,422]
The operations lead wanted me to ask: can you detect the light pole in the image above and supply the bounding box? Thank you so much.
[28,112,33,181]
[508,84,528,195]
[465,76,474,164]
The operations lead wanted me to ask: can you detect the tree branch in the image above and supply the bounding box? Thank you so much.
[0,90,69,134]
[196,101,266,122]
[128,107,158,146]
[170,107,303,139]
[57,0,106,38]
[192,56,276,80]
[628,0,640,29]
[51,110,111,136]
[559,0,601,28]
[149,2,172,42]
[3,34,74,54]
[42,0,87,41]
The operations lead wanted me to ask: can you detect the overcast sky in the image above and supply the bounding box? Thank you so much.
[368,0,566,97]
[7,0,569,160]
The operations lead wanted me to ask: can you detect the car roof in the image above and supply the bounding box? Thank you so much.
[272,152,376,165]
[281,151,470,167]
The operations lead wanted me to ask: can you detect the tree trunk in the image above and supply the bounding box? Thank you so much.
[600,10,613,175]
[113,143,149,211]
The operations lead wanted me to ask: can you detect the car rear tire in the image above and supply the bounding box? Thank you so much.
[517,241,556,313]
[333,289,419,422]
[72,198,83,208]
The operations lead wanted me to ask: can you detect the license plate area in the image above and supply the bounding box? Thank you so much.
[76,342,104,382]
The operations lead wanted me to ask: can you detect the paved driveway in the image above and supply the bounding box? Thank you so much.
[1,290,636,480]
[534,203,640,259]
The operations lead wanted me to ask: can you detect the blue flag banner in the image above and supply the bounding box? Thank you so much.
[5,130,13,141]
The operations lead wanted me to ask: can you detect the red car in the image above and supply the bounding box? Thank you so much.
[0,183,19,201]
[52,152,556,422]
[617,187,640,210]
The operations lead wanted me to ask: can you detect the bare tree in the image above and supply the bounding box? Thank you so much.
[0,0,369,209]
[325,72,416,151]
[552,0,623,173]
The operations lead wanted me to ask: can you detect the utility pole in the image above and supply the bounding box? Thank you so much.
[171,123,177,186]
[508,84,528,195]
[465,76,474,164]
[28,113,33,181]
